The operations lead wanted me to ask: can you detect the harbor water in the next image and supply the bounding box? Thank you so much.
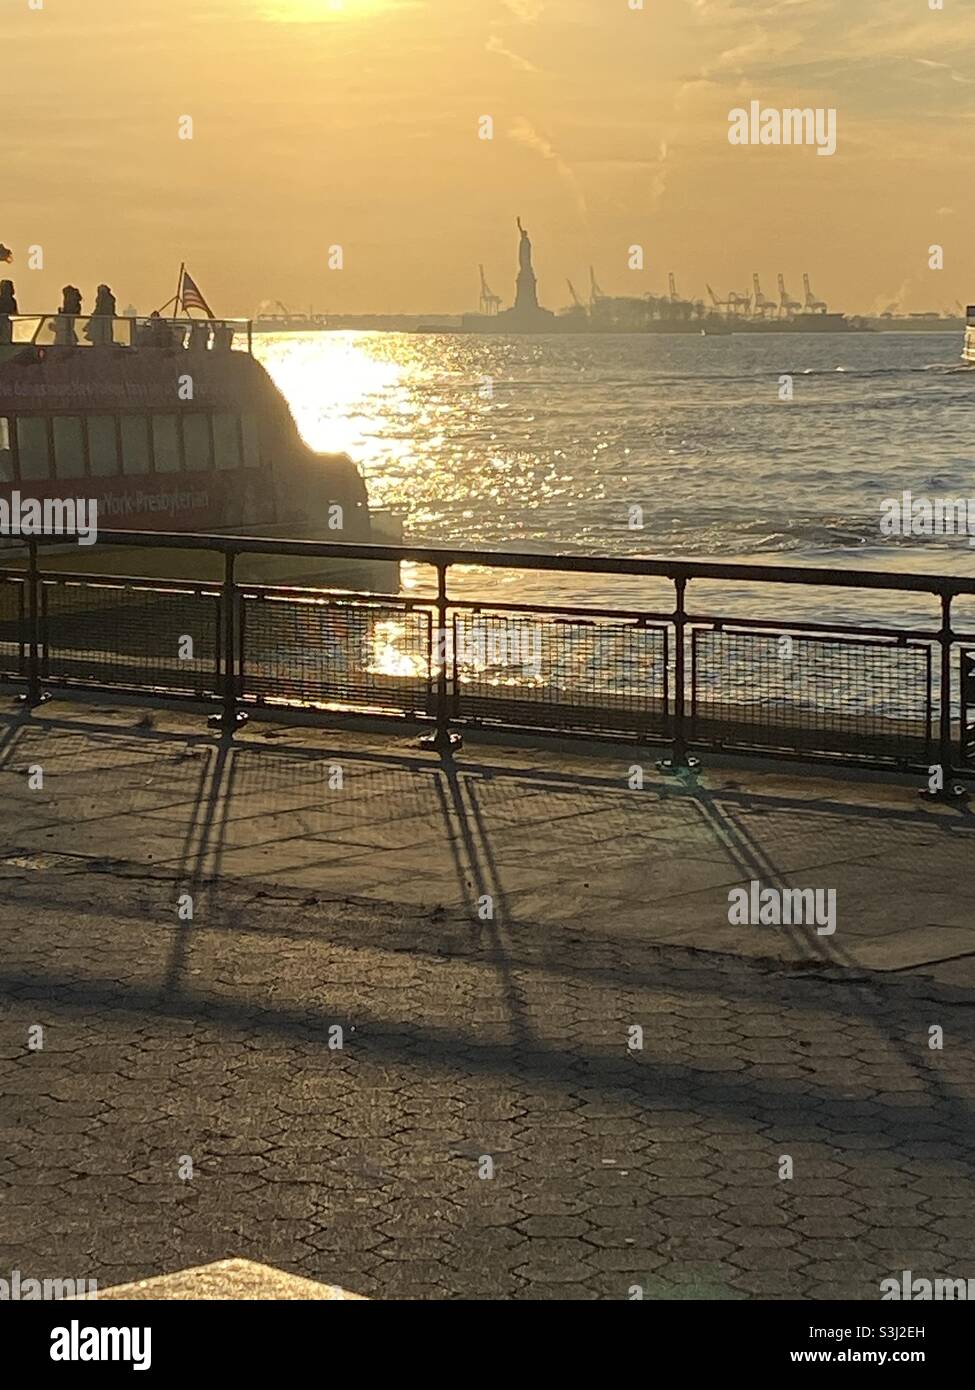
[255,330,975,633]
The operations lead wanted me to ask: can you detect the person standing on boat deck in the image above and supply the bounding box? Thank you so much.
[137,309,167,348]
[55,285,82,345]
[84,283,116,345]
[0,280,17,344]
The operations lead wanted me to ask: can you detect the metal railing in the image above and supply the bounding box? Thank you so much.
[2,529,975,780]
[0,314,253,355]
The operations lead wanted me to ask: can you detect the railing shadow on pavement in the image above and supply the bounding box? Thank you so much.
[3,706,975,1141]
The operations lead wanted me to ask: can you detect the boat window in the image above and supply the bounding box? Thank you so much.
[152,414,181,473]
[213,412,241,470]
[53,417,86,479]
[182,413,212,472]
[87,415,119,477]
[242,414,260,468]
[0,418,11,482]
[120,415,151,475]
[16,417,51,480]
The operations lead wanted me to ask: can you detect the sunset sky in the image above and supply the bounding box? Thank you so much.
[4,0,974,316]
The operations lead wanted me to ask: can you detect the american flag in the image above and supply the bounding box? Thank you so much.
[180,269,213,316]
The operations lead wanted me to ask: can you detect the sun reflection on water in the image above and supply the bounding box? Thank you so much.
[251,330,565,536]
[367,619,429,680]
[256,332,408,468]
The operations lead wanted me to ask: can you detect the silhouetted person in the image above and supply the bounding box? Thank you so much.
[95,284,116,316]
[84,283,116,345]
[138,309,170,348]
[0,279,17,344]
[55,285,82,345]
[211,321,233,351]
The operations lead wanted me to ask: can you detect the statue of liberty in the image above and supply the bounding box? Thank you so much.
[514,217,539,313]
[517,218,532,271]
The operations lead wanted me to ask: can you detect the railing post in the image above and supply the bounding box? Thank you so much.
[659,573,698,773]
[208,549,247,734]
[20,538,48,708]
[963,647,975,772]
[925,589,964,799]
[419,561,461,752]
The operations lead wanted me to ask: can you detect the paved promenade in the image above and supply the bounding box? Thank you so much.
[1,700,974,1299]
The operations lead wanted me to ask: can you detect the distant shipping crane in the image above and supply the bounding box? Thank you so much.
[566,279,584,309]
[589,266,607,306]
[777,274,802,316]
[707,283,748,315]
[668,273,679,301]
[479,265,502,316]
[802,273,828,314]
[752,274,773,316]
[706,283,726,310]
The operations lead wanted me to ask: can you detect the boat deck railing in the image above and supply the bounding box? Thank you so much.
[1,529,974,781]
[0,315,253,355]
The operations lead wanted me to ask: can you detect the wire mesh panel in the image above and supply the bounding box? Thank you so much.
[691,626,933,765]
[40,579,221,696]
[0,575,26,682]
[239,590,434,715]
[451,608,668,738]
[963,648,975,768]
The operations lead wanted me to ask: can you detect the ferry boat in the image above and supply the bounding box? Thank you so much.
[0,312,401,590]
[963,306,975,365]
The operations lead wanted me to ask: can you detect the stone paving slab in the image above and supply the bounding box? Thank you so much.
[0,701,974,1299]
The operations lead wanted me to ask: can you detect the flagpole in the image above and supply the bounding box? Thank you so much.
[174,262,185,318]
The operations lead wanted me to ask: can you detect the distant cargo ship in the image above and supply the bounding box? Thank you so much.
[865,312,964,333]
[733,313,851,334]
[253,310,329,334]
